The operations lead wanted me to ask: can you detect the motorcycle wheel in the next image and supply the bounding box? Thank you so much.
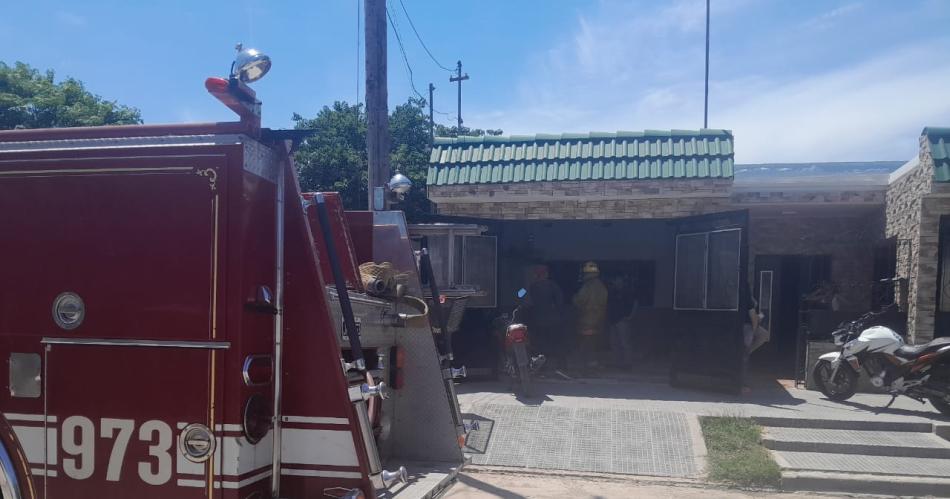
[928,396,950,416]
[813,359,858,401]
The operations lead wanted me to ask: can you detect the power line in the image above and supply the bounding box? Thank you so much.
[356,0,361,109]
[396,0,454,72]
[386,5,425,100]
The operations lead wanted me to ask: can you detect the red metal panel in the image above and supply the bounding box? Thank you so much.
[345,211,375,265]
[0,147,232,498]
[280,169,376,498]
[43,345,211,499]
[302,192,364,292]
[0,136,377,498]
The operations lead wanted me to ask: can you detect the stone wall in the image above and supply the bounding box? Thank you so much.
[429,179,732,220]
[732,189,885,206]
[747,210,884,310]
[886,137,935,342]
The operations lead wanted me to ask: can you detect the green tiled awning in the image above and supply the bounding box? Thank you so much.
[925,127,950,182]
[427,129,734,186]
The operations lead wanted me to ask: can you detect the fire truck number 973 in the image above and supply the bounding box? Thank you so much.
[59,416,175,484]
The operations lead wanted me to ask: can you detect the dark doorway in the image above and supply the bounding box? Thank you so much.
[936,216,950,338]
[753,254,831,377]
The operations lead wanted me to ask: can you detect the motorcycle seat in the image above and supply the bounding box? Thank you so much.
[895,337,950,360]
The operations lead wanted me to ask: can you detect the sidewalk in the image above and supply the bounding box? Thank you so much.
[444,469,840,499]
[456,376,947,424]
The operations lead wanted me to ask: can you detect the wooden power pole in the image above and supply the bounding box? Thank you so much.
[428,83,435,144]
[449,60,469,131]
[365,0,390,210]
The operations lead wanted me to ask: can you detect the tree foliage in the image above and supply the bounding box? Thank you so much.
[0,61,142,130]
[295,97,501,221]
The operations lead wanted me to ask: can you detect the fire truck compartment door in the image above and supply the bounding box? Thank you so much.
[41,342,222,499]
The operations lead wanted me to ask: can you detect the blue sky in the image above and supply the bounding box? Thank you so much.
[3,0,950,163]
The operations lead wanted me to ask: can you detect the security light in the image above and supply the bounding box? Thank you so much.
[388,173,412,194]
[231,43,271,83]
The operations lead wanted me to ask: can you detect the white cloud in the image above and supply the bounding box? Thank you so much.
[473,2,950,163]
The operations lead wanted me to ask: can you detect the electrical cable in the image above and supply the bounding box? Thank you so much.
[386,5,425,100]
[396,0,454,72]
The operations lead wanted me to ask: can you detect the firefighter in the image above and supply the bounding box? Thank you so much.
[528,264,566,370]
[572,261,608,373]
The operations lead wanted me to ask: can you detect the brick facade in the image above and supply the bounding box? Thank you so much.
[747,210,884,310]
[429,179,732,220]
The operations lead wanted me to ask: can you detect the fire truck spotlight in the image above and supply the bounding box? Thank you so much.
[231,43,271,83]
[388,173,412,194]
[242,394,272,444]
[179,423,216,462]
[52,292,85,330]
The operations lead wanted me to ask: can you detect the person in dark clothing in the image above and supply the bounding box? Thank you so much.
[527,265,565,369]
[607,274,637,368]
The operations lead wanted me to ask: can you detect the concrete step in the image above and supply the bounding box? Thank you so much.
[753,415,934,433]
[772,450,950,478]
[763,426,950,458]
[782,470,950,498]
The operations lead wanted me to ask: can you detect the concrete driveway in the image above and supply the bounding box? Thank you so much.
[456,376,947,479]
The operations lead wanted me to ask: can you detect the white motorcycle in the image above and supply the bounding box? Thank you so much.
[813,308,950,415]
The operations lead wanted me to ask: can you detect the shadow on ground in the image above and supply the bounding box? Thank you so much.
[456,374,804,409]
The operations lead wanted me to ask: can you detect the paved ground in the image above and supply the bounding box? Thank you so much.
[463,404,701,477]
[456,375,949,489]
[456,376,948,423]
[443,469,842,498]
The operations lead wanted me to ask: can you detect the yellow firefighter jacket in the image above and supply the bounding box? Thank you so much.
[572,275,608,336]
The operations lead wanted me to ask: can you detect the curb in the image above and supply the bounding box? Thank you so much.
[762,437,950,459]
[753,416,934,433]
[781,470,950,498]
[685,415,708,477]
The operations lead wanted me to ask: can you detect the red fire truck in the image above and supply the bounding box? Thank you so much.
[0,47,463,499]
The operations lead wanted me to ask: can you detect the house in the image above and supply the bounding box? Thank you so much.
[422,128,946,384]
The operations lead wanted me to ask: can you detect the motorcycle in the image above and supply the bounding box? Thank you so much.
[813,304,950,415]
[496,288,545,397]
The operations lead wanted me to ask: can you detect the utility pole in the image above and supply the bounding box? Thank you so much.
[365,0,390,210]
[428,83,435,145]
[449,60,469,131]
[703,0,710,129]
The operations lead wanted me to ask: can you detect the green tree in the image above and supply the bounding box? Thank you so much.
[294,97,499,221]
[0,62,142,129]
[293,101,368,210]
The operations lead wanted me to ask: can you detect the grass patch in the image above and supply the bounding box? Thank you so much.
[700,416,782,488]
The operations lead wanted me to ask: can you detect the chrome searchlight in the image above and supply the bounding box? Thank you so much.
[388,173,412,195]
[231,43,272,83]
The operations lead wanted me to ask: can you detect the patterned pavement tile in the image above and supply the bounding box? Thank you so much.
[462,403,699,477]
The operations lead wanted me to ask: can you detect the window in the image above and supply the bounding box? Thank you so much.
[674,228,741,311]
[415,231,498,308]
